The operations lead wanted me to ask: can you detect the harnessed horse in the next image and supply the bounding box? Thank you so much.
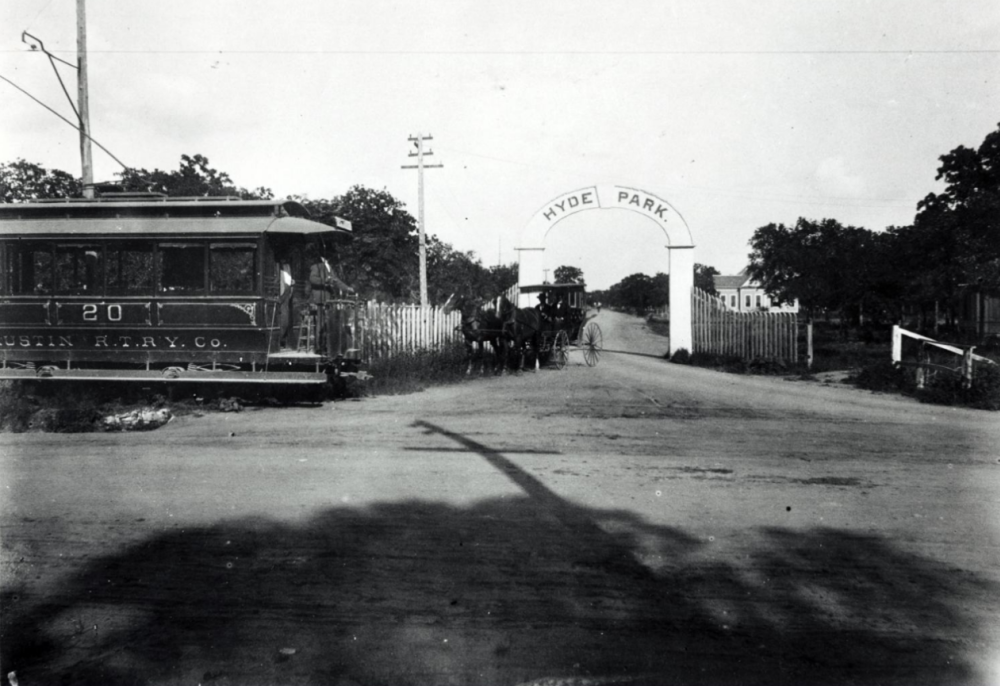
[443,293,507,375]
[499,295,544,372]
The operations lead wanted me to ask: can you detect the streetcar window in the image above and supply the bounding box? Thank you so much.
[0,243,6,295]
[107,243,154,295]
[55,244,103,294]
[210,243,256,294]
[10,243,53,295]
[159,244,206,293]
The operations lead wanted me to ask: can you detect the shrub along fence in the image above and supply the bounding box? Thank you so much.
[355,302,463,362]
[691,287,798,363]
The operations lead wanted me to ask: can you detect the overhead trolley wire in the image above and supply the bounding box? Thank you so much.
[0,71,130,171]
[1,48,998,56]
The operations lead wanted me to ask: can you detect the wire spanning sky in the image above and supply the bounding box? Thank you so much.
[1,0,998,288]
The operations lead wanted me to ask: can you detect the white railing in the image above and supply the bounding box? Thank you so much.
[891,325,995,389]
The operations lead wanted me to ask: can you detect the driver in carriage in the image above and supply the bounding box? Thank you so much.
[552,293,568,321]
[535,292,552,323]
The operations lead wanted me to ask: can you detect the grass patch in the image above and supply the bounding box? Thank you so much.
[645,318,670,339]
[0,381,170,433]
[0,380,318,433]
[0,345,479,431]
[668,349,793,376]
[341,344,472,398]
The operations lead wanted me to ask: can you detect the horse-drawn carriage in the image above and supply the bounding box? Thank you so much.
[445,282,603,373]
[503,282,603,370]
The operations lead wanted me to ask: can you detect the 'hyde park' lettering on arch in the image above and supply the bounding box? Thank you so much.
[538,186,674,226]
[611,188,673,224]
[541,188,598,222]
[521,183,692,250]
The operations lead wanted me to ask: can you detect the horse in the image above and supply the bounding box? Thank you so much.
[499,294,544,372]
[443,293,507,375]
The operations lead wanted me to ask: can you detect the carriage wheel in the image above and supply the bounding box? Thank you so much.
[553,330,569,370]
[582,322,603,367]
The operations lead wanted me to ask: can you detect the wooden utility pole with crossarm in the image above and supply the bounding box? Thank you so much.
[401,134,443,307]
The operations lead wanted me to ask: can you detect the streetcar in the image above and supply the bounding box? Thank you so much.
[0,193,359,387]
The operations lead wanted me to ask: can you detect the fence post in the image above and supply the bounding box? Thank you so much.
[891,324,902,364]
[916,342,929,389]
[806,320,813,370]
[962,347,975,390]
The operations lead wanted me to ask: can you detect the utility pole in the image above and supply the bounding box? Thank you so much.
[401,133,442,307]
[77,0,94,198]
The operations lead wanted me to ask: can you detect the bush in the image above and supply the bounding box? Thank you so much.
[917,361,1000,410]
[670,348,690,364]
[0,382,36,432]
[0,383,104,432]
[674,351,789,376]
[851,359,914,394]
[850,358,1000,410]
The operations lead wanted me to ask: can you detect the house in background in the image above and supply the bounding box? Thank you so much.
[713,269,799,313]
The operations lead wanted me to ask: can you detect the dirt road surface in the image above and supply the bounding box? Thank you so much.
[2,310,999,686]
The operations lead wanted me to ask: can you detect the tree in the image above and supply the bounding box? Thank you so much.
[605,272,668,314]
[117,154,273,199]
[1,159,81,202]
[554,265,585,285]
[648,272,670,309]
[747,217,880,326]
[298,186,419,302]
[694,263,720,295]
[486,263,518,296]
[912,122,1000,298]
[425,237,493,306]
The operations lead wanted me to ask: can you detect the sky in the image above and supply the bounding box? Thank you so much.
[1,0,998,290]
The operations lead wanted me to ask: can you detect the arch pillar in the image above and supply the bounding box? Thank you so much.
[517,184,695,355]
[668,246,694,353]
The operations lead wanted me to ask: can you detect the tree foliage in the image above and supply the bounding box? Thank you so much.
[117,154,273,199]
[298,186,515,304]
[694,263,720,295]
[911,122,1000,296]
[298,186,418,301]
[1,159,81,202]
[746,123,1000,330]
[602,272,669,314]
[554,265,585,285]
[747,217,898,323]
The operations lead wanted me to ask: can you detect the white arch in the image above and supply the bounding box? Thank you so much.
[516,184,695,354]
[520,185,693,249]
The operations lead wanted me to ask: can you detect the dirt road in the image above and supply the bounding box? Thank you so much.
[2,310,999,685]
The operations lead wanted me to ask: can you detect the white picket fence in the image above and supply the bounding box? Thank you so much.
[692,287,798,362]
[494,283,519,311]
[355,302,464,361]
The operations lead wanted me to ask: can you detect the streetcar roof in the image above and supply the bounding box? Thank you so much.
[0,198,352,239]
[519,283,586,294]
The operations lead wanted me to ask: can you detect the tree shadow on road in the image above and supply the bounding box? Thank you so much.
[1,422,995,685]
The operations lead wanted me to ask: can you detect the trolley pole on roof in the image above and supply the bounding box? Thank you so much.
[77,0,95,198]
[402,133,442,307]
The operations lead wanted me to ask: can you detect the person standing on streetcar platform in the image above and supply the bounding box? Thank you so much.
[305,242,354,357]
